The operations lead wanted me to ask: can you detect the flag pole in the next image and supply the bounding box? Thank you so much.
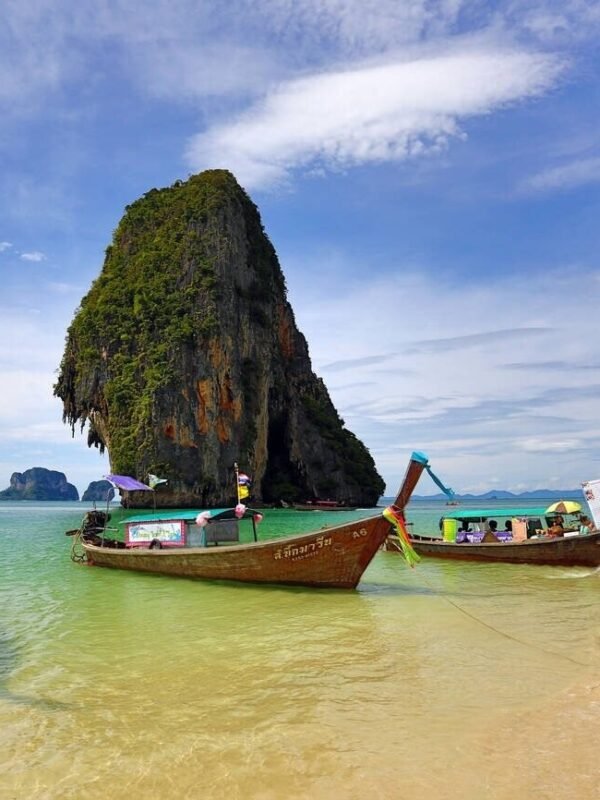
[234,462,241,505]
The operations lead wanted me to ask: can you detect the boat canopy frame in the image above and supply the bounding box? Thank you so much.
[443,506,578,521]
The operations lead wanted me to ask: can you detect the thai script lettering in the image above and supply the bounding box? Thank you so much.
[273,534,333,561]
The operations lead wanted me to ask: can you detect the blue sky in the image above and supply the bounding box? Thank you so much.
[1,0,600,498]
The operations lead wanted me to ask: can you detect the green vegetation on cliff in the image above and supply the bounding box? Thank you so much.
[55,171,279,478]
[54,169,385,507]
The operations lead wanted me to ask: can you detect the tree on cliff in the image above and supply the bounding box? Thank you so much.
[54,170,385,508]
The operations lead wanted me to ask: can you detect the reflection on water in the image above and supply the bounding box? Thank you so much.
[0,502,598,799]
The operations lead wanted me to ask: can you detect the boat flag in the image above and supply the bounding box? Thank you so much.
[234,463,252,501]
[383,506,420,568]
[148,474,168,489]
[238,473,251,500]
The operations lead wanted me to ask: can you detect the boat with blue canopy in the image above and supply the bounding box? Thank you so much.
[400,501,600,567]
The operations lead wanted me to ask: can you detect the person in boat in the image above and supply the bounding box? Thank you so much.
[503,520,513,533]
[578,515,595,535]
[545,518,564,538]
[478,519,500,543]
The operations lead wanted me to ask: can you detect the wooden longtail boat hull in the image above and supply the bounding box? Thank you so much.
[401,532,600,567]
[76,450,430,589]
[83,514,391,589]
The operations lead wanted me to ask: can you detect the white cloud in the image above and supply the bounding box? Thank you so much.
[284,260,600,493]
[508,0,600,44]
[132,41,279,100]
[186,45,563,189]
[238,0,463,56]
[0,369,59,423]
[0,241,12,251]
[0,305,67,369]
[20,251,46,262]
[521,156,600,192]
[0,0,598,498]
[0,252,597,496]
[3,1,590,111]
[0,2,467,106]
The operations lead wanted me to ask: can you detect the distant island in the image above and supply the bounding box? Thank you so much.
[81,480,115,503]
[0,470,119,502]
[0,468,79,501]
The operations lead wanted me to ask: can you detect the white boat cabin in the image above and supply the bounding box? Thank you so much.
[120,508,259,548]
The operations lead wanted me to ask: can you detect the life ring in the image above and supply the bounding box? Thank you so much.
[148,538,163,550]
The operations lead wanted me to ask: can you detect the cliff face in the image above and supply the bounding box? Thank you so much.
[54,170,384,508]
[0,468,79,501]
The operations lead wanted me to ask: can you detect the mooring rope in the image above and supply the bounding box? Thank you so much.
[386,535,594,668]
[70,528,88,563]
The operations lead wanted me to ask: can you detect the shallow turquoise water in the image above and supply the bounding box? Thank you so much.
[0,500,598,799]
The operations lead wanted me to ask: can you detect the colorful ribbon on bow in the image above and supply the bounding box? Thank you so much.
[382,506,420,568]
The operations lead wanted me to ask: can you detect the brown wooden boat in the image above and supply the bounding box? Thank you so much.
[384,501,600,566]
[396,531,600,567]
[72,452,428,589]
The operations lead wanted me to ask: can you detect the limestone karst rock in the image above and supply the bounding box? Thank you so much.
[0,468,79,501]
[54,170,385,507]
[81,480,115,503]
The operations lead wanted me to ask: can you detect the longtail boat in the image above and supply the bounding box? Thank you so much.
[405,530,600,566]
[388,502,600,567]
[68,452,427,589]
[292,500,358,511]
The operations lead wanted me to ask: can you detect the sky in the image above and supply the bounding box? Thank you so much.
[1,0,600,498]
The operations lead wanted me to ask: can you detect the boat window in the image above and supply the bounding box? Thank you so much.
[187,524,205,547]
[204,519,240,545]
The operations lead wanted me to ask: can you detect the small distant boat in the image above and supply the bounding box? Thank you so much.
[68,453,427,589]
[392,505,600,567]
[292,500,357,511]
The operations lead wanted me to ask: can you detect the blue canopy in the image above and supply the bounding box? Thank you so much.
[444,506,562,520]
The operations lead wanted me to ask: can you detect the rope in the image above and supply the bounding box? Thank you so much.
[386,535,594,668]
[70,528,88,564]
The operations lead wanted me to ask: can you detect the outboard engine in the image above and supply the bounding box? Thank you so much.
[81,510,110,537]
